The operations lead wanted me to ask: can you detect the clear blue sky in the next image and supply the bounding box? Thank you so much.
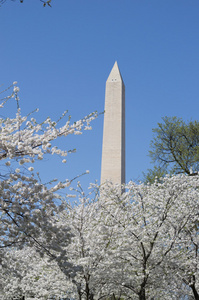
[1,0,199,189]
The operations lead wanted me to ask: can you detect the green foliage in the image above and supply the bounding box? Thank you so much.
[143,165,168,184]
[148,116,199,177]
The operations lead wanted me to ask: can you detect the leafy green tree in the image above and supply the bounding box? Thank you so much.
[144,117,199,183]
[143,165,167,184]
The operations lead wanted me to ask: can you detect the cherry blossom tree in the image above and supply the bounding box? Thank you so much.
[46,175,199,300]
[98,177,199,300]
[63,176,199,299]
[1,85,199,300]
[0,246,75,299]
[0,82,97,260]
[1,174,199,299]
[61,183,119,300]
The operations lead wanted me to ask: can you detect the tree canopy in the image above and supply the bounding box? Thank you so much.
[0,82,97,258]
[1,86,199,299]
[1,176,199,299]
[144,116,199,183]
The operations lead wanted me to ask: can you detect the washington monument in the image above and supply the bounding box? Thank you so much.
[101,61,125,185]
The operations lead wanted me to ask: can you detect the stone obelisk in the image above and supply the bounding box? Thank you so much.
[101,61,125,185]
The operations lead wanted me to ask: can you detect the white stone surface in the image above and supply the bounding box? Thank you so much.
[101,61,125,185]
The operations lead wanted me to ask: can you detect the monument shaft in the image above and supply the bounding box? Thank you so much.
[101,62,125,185]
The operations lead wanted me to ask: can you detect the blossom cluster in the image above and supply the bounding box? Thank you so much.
[1,85,199,299]
[1,175,199,299]
[0,84,98,258]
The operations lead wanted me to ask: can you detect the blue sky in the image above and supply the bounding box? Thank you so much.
[1,0,199,189]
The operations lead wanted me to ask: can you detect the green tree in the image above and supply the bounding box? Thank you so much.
[144,117,199,183]
[143,165,167,184]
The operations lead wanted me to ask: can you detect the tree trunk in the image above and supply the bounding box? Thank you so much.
[138,288,146,300]
[85,280,89,300]
[189,275,199,300]
[78,288,82,300]
[190,284,199,300]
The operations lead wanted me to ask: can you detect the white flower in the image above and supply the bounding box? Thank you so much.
[15,168,20,173]
[62,159,67,163]
[13,81,17,85]
[5,161,11,166]
[28,167,34,172]
[85,170,90,174]
[13,86,20,93]
[85,126,92,130]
